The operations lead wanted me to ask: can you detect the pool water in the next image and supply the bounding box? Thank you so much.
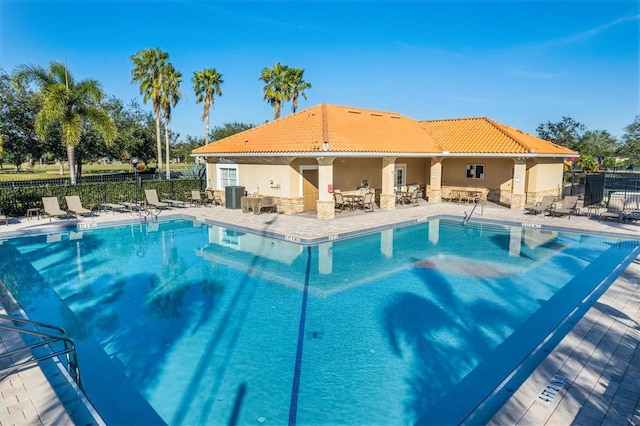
[0,219,637,425]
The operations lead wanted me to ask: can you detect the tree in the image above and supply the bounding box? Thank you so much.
[577,154,599,172]
[103,97,156,165]
[0,68,41,170]
[211,122,255,141]
[131,48,168,176]
[620,115,640,166]
[259,62,291,120]
[172,135,203,162]
[536,116,586,151]
[192,68,223,145]
[13,61,116,184]
[579,129,619,162]
[159,62,182,179]
[287,67,311,113]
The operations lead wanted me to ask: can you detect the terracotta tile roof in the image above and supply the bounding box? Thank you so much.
[192,103,578,157]
[420,117,577,156]
[192,104,440,155]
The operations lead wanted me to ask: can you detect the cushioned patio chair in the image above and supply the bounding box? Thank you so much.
[42,197,69,221]
[144,189,170,210]
[547,196,579,219]
[525,195,555,215]
[65,195,93,218]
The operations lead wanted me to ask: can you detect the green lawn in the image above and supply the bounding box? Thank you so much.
[0,163,189,181]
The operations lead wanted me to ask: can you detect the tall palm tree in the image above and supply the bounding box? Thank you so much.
[259,62,290,120]
[287,67,311,113]
[192,68,223,144]
[159,62,182,179]
[13,61,116,184]
[131,47,168,176]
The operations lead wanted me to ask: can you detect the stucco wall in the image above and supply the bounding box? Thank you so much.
[331,158,382,191]
[526,159,564,193]
[442,158,513,189]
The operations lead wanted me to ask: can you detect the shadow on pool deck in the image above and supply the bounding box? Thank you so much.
[0,201,639,425]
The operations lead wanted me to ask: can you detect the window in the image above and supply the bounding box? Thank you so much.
[466,164,485,179]
[217,165,238,188]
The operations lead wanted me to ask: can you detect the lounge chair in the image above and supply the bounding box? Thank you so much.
[65,195,93,218]
[42,197,68,221]
[624,210,640,223]
[599,197,625,222]
[144,189,170,210]
[547,196,579,218]
[0,210,8,225]
[525,195,556,215]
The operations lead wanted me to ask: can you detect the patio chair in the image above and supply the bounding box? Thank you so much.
[144,189,170,210]
[334,191,348,212]
[547,196,579,219]
[599,197,625,222]
[65,195,93,218]
[408,189,419,206]
[357,191,375,212]
[525,195,555,215]
[205,189,223,206]
[42,197,69,221]
[190,190,206,207]
[0,210,8,225]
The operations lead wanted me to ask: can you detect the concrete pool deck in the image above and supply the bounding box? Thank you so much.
[0,200,638,425]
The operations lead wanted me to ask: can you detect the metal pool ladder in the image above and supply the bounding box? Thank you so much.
[0,313,84,391]
[461,198,482,225]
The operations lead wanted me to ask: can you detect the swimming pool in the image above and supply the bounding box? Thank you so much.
[0,218,637,425]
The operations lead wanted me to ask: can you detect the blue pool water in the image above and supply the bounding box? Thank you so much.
[0,218,638,425]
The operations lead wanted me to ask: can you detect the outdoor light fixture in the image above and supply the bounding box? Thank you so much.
[322,141,329,152]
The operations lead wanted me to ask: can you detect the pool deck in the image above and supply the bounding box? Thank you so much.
[0,200,638,425]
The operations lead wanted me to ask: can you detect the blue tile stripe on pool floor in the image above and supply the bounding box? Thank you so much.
[288,246,312,425]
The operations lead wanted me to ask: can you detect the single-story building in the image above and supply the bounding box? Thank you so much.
[192,103,578,219]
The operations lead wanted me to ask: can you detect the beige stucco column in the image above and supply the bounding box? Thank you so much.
[428,157,443,202]
[380,156,397,210]
[511,158,527,209]
[317,156,335,219]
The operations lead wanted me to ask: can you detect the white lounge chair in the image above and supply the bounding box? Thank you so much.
[42,197,68,221]
[65,195,93,218]
[144,189,170,210]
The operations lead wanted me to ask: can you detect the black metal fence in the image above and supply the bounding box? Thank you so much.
[0,173,205,217]
[563,171,640,206]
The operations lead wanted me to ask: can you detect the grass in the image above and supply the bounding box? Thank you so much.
[0,163,189,181]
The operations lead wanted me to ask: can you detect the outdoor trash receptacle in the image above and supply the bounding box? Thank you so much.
[225,186,245,209]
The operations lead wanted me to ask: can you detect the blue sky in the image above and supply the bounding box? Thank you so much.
[1,0,638,140]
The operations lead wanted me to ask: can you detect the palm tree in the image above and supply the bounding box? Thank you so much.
[13,61,116,184]
[131,48,168,176]
[259,62,290,120]
[192,68,223,145]
[159,62,182,179]
[287,67,311,113]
